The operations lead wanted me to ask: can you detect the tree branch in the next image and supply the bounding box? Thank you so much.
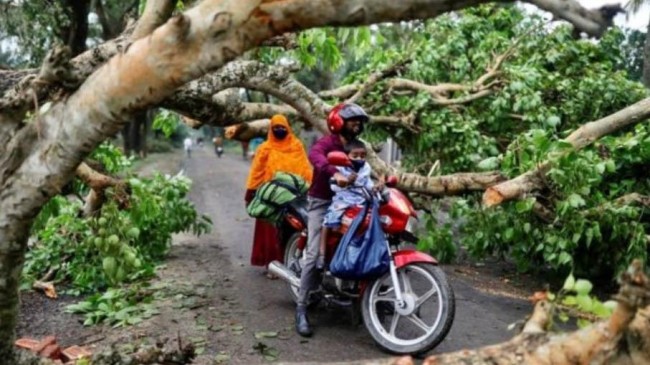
[0,46,75,115]
[76,162,126,216]
[75,162,121,191]
[222,111,419,141]
[483,97,650,207]
[224,119,271,141]
[346,58,411,104]
[131,0,176,41]
[527,0,622,37]
[364,141,506,195]
[261,33,298,49]
[164,60,331,129]
[318,84,360,99]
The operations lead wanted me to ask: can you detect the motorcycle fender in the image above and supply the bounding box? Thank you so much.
[393,250,438,269]
[360,251,438,295]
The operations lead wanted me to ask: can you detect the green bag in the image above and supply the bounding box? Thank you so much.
[247,172,309,224]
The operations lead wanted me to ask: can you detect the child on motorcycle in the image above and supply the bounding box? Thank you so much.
[317,139,375,270]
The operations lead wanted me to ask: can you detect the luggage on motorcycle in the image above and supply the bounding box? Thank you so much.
[246,172,309,224]
[329,200,390,280]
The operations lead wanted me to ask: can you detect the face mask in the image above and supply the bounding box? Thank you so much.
[272,128,288,140]
[351,159,365,172]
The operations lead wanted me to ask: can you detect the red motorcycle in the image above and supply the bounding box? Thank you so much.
[269,151,455,355]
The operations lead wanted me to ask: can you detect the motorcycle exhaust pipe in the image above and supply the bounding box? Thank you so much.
[268,261,301,288]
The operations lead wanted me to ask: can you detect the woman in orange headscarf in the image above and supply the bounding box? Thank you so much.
[245,115,313,275]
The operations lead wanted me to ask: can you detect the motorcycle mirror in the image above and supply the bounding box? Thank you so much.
[385,175,399,188]
[327,151,352,167]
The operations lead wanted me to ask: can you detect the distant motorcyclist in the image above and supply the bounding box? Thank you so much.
[213,135,224,158]
[295,103,369,337]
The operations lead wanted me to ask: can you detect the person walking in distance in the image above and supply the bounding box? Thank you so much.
[183,136,193,158]
[295,103,369,337]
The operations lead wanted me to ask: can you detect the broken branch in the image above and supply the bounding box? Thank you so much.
[131,0,175,40]
[484,97,650,207]
[346,58,411,104]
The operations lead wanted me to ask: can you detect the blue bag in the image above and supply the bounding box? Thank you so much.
[329,200,390,280]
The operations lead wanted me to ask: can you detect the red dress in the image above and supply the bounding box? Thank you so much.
[246,189,283,266]
[250,219,283,266]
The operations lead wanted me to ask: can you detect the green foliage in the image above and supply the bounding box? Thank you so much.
[0,1,69,65]
[90,141,134,173]
[416,213,456,263]
[450,124,650,277]
[256,27,374,72]
[152,109,182,138]
[24,170,211,295]
[338,5,649,279]
[24,138,210,328]
[65,286,160,327]
[349,6,646,174]
[549,273,617,329]
[127,174,213,262]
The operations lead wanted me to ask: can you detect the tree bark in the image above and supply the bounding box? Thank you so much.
[483,96,650,207]
[130,0,176,41]
[76,162,124,216]
[224,119,271,140]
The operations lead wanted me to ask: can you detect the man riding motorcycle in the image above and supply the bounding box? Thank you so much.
[295,102,370,337]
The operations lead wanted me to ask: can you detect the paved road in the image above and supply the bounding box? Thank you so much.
[182,147,530,363]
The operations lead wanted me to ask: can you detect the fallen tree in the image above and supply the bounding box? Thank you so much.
[483,96,650,207]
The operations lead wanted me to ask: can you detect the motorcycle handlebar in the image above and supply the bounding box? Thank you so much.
[329,178,385,203]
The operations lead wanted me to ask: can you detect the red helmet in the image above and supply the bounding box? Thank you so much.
[327,103,369,134]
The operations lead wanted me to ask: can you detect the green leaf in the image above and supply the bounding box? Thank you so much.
[477,156,499,170]
[558,252,572,265]
[255,331,279,339]
[546,115,561,127]
[515,198,535,213]
[577,318,591,328]
[576,294,593,312]
[558,312,570,322]
[574,279,593,296]
[567,193,586,208]
[563,273,576,291]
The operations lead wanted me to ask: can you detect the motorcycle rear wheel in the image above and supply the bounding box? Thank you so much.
[361,263,454,355]
[284,232,321,307]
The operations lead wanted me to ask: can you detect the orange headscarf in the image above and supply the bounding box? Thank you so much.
[246,115,313,190]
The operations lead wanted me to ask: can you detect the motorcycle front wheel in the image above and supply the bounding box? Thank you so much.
[361,263,455,355]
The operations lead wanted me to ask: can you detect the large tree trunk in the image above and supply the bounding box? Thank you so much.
[0,0,621,361]
[0,220,29,360]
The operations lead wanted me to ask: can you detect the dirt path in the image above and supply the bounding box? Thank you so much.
[18,147,534,364]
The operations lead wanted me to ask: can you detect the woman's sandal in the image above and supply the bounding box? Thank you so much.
[263,270,279,280]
